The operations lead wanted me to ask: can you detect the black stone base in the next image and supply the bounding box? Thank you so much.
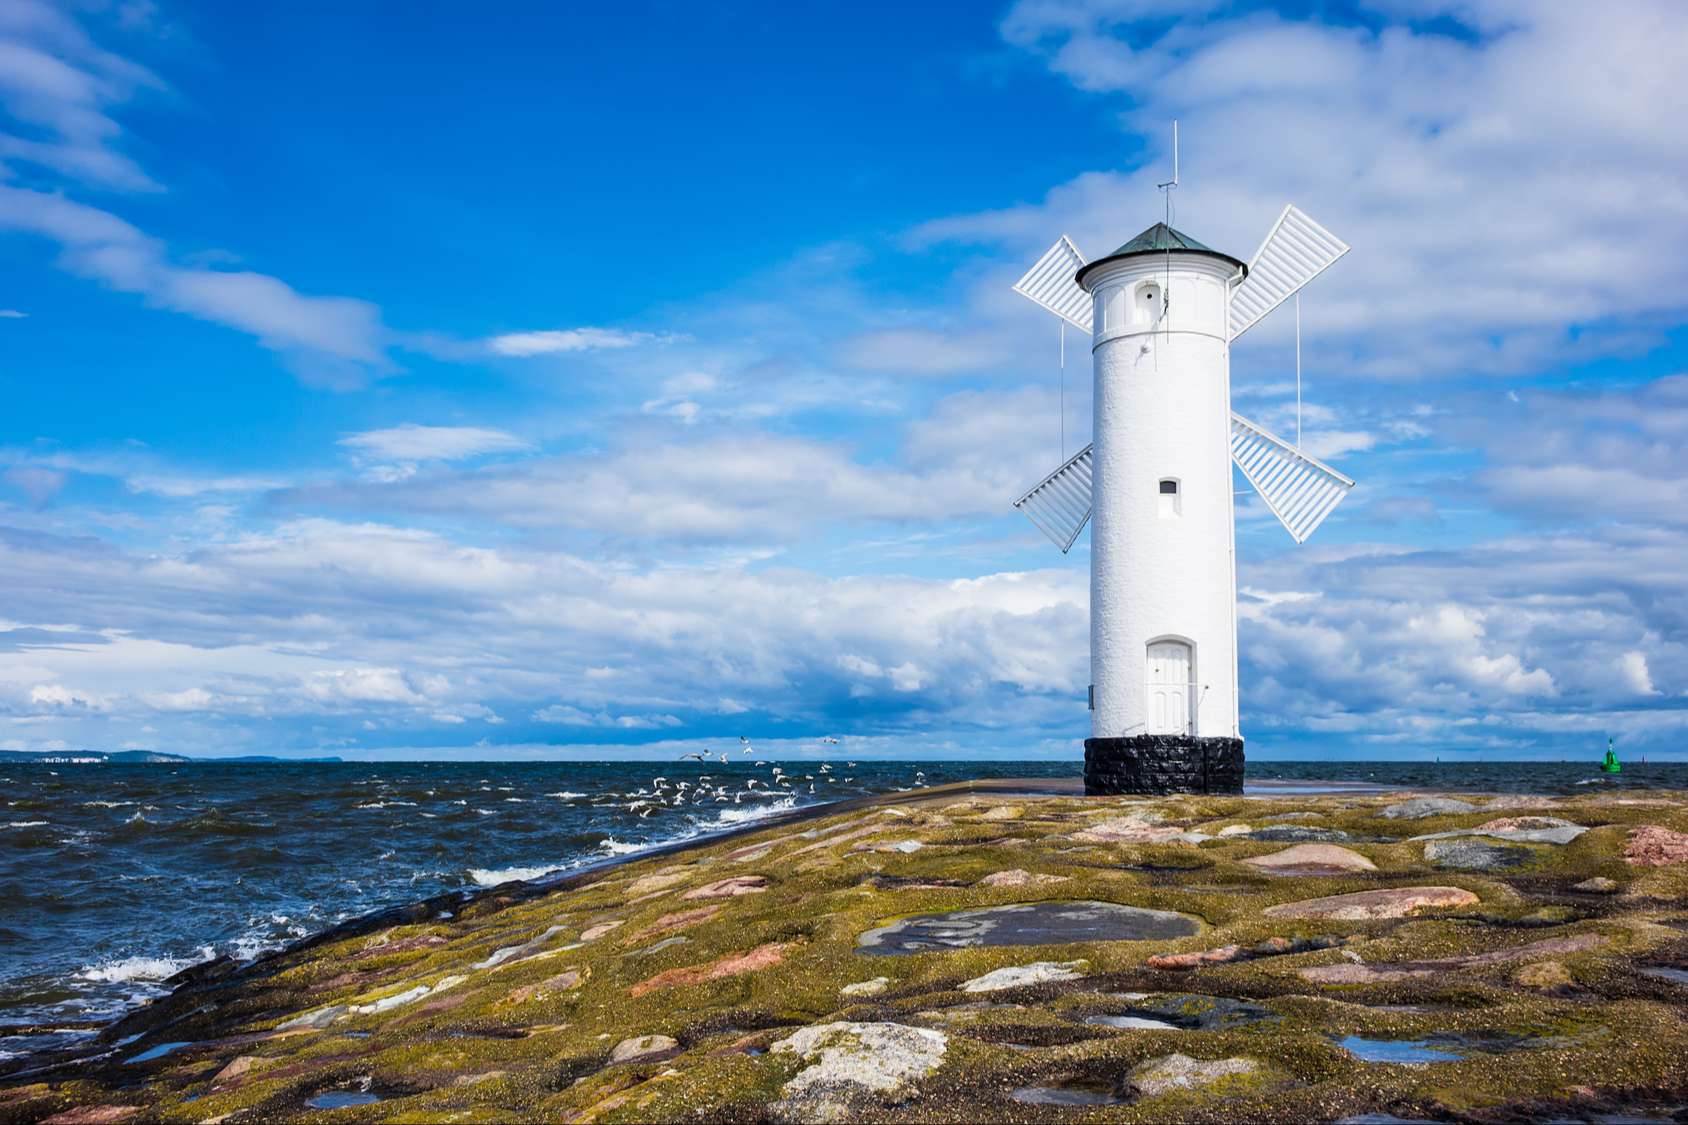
[1084,735,1244,795]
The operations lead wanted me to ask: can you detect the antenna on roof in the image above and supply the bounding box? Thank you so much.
[1157,120,1179,226]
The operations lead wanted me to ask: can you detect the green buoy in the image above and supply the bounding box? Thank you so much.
[1601,737,1622,774]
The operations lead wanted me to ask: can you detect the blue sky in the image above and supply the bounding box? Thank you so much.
[2,0,1686,761]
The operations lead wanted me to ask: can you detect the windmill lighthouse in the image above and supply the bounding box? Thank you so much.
[1010,177,1355,795]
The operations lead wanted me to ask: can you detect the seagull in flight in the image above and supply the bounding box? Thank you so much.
[679,752,707,761]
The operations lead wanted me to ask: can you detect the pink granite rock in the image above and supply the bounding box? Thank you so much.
[1241,844,1377,875]
[1625,825,1688,867]
[1263,886,1478,921]
[682,875,769,900]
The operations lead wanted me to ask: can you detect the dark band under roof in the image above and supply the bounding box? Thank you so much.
[1075,221,1247,288]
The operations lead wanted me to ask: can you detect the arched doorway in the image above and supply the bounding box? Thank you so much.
[1146,639,1194,735]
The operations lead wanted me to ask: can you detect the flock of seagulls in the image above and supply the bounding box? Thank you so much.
[595,737,886,818]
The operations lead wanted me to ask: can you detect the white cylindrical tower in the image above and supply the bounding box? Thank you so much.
[1076,223,1246,794]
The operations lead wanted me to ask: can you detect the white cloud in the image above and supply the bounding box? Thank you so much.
[339,424,531,464]
[0,309,26,318]
[488,327,669,357]
[1619,651,1658,696]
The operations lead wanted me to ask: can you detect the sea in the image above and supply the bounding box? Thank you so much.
[3,757,1684,1061]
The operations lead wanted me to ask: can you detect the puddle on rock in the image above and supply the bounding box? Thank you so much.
[1084,1014,1182,1030]
[1010,1079,1127,1106]
[1640,966,1688,987]
[857,900,1199,955]
[1336,1036,1470,1064]
[306,1089,383,1109]
[125,1040,190,1064]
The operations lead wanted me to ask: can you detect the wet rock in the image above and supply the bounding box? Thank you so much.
[1572,876,1619,893]
[1242,843,1377,875]
[682,875,769,899]
[629,941,791,997]
[770,1022,947,1122]
[1381,796,1479,820]
[1424,838,1534,871]
[857,901,1199,955]
[840,977,890,998]
[1122,994,1278,1030]
[977,868,1069,888]
[624,905,721,943]
[275,1005,346,1031]
[1264,886,1478,921]
[1127,1052,1260,1098]
[1624,825,1688,867]
[959,960,1087,993]
[609,1034,681,1064]
[474,924,569,969]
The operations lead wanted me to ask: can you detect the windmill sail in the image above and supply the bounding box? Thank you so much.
[1229,412,1354,543]
[1228,205,1348,341]
[1012,443,1093,553]
[1012,236,1093,332]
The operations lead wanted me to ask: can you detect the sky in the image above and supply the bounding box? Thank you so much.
[2,0,1686,762]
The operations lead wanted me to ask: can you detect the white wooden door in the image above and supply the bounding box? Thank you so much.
[1147,640,1193,735]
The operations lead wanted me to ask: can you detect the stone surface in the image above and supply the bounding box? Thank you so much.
[628,942,791,997]
[682,875,769,900]
[1424,838,1534,870]
[958,960,1087,993]
[1415,817,1589,846]
[1084,735,1244,795]
[857,901,1199,955]
[1126,1053,1260,1098]
[1241,843,1377,875]
[840,977,891,998]
[977,868,1069,888]
[1516,961,1574,990]
[1381,796,1480,819]
[1572,876,1619,893]
[1298,934,1605,984]
[1263,886,1479,921]
[41,1109,138,1125]
[980,806,1024,821]
[1624,825,1688,867]
[1069,815,1185,844]
[770,1022,947,1122]
[580,920,622,941]
[1244,826,1355,843]
[626,870,690,897]
[1147,935,1348,971]
[624,905,721,943]
[211,1055,256,1084]
[609,1034,681,1064]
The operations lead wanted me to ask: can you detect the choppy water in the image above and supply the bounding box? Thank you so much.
[2,757,1682,1060]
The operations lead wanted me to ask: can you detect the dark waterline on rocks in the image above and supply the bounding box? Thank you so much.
[3,758,1685,1057]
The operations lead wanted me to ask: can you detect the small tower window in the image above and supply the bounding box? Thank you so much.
[1158,477,1181,518]
[1137,281,1164,324]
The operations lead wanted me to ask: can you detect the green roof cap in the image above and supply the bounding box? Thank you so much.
[1074,221,1247,288]
[1108,222,1220,256]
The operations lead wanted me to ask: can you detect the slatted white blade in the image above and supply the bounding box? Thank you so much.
[1230,412,1354,543]
[1012,235,1093,333]
[1013,443,1093,553]
[1229,205,1348,341]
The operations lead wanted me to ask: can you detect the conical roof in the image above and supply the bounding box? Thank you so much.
[1074,221,1246,288]
[1108,222,1221,256]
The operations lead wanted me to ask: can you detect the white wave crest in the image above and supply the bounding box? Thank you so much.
[5,820,48,828]
[467,863,563,887]
[77,948,213,983]
[545,791,586,800]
